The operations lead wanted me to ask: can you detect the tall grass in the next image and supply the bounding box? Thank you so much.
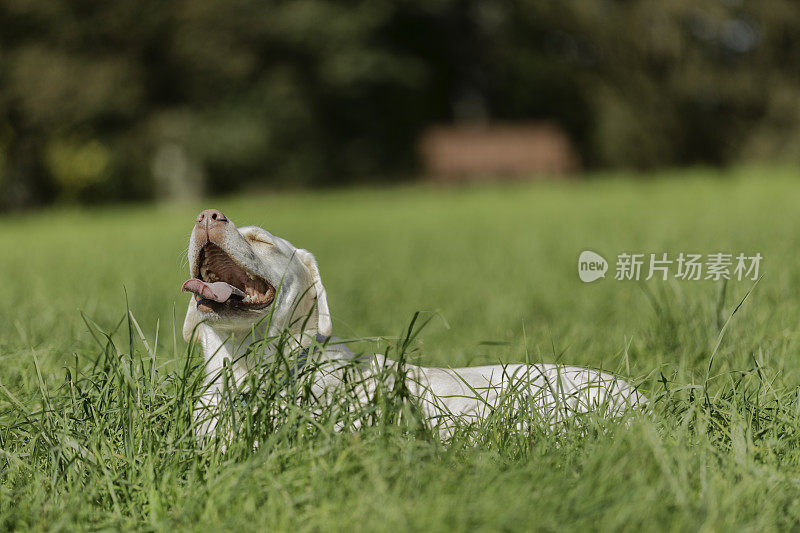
[3,168,800,530]
[4,289,800,530]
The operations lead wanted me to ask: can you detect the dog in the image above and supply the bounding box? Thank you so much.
[182,209,647,439]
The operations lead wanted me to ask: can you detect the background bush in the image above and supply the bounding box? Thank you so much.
[1,0,799,207]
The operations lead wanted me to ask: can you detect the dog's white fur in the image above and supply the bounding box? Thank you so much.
[183,214,647,439]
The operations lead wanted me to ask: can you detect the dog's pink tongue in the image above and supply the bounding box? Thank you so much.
[182,279,245,302]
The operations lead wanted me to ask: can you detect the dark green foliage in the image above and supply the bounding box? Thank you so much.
[2,1,800,207]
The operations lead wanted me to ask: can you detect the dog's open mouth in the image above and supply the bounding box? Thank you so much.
[182,243,275,312]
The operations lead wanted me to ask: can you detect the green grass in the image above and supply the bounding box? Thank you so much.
[3,166,800,531]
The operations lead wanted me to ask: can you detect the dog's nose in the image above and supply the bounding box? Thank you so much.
[195,209,230,243]
[196,208,228,226]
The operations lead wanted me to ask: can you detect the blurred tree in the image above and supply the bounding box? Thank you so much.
[0,0,798,208]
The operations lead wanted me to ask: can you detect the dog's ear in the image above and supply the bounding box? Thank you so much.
[295,249,332,336]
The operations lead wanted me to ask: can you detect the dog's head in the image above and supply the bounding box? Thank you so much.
[181,209,331,343]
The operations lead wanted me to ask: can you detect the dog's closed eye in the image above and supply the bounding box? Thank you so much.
[249,235,274,245]
[240,227,275,245]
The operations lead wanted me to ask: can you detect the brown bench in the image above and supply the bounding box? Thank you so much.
[418,123,581,183]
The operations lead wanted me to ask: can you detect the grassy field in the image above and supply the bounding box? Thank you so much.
[2,167,800,531]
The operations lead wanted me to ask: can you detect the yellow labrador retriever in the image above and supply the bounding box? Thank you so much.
[182,209,647,439]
